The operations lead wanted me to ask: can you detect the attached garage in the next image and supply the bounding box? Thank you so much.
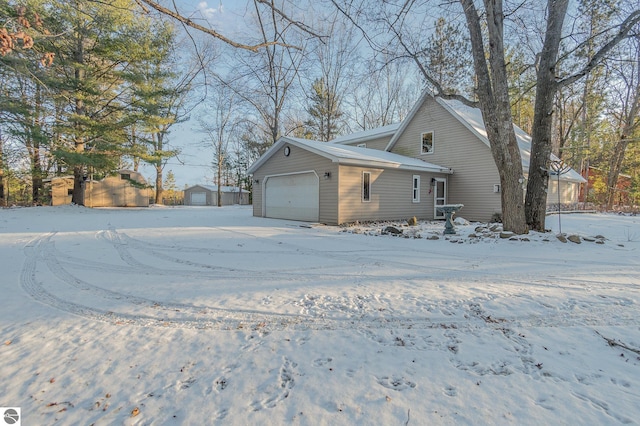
[264,172,319,221]
[248,137,453,225]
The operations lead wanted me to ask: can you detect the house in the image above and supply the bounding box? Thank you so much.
[48,170,151,207]
[248,92,586,225]
[183,184,250,206]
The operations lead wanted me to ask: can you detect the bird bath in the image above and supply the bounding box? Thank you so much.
[436,204,464,235]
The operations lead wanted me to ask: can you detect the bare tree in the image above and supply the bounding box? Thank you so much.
[349,55,417,131]
[605,37,640,208]
[333,0,640,233]
[525,2,640,230]
[199,83,241,207]
[131,0,323,52]
[303,12,358,140]
[212,0,307,155]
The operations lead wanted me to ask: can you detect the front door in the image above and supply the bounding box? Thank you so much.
[434,178,447,219]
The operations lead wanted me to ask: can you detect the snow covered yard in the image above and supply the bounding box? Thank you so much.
[0,205,639,425]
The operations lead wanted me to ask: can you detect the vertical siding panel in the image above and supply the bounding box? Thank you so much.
[390,99,501,222]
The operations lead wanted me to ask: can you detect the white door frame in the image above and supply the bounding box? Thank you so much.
[433,177,447,219]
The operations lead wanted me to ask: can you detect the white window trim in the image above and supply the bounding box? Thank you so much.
[362,171,371,202]
[412,175,420,203]
[421,131,434,155]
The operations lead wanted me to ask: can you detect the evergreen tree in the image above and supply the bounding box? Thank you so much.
[305,78,343,142]
[124,20,189,205]
[426,17,473,97]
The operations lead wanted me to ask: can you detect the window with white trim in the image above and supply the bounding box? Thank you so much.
[362,172,371,202]
[421,131,434,154]
[412,175,420,202]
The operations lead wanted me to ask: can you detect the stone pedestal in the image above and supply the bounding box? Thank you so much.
[436,204,464,235]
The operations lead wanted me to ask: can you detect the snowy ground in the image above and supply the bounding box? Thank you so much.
[0,205,639,425]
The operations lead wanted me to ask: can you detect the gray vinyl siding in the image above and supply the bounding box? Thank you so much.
[340,135,391,151]
[389,99,501,222]
[337,166,437,224]
[547,180,580,205]
[251,143,339,224]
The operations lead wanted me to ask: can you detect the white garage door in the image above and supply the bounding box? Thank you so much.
[265,173,319,221]
[190,192,207,206]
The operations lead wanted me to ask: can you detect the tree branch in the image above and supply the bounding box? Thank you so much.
[254,0,327,41]
[135,0,300,52]
[595,330,640,355]
[557,10,640,89]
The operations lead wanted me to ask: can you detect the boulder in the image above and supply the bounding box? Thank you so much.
[383,226,402,235]
[568,235,582,244]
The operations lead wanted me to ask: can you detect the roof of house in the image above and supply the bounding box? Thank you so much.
[185,184,245,193]
[331,123,401,145]
[385,91,586,183]
[248,136,453,175]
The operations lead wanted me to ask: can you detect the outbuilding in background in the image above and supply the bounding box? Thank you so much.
[47,170,151,207]
[183,184,250,206]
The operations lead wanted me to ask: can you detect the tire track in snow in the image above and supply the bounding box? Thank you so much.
[19,232,640,332]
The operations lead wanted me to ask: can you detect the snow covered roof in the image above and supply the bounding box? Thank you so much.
[385,91,586,183]
[248,137,453,175]
[186,184,244,193]
[331,123,400,145]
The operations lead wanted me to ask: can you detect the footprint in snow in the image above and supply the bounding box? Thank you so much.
[312,357,332,367]
[376,376,416,391]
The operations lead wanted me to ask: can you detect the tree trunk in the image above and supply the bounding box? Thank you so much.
[606,137,630,209]
[31,84,43,204]
[155,163,163,205]
[460,0,527,234]
[72,30,86,206]
[217,151,223,207]
[154,133,164,204]
[525,0,569,232]
[606,54,640,209]
[0,133,4,205]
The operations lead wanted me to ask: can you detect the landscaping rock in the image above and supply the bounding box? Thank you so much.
[383,226,402,235]
[557,234,568,243]
[500,231,514,239]
[568,235,582,244]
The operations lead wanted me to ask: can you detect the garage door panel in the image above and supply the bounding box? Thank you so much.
[190,192,207,205]
[265,173,319,221]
